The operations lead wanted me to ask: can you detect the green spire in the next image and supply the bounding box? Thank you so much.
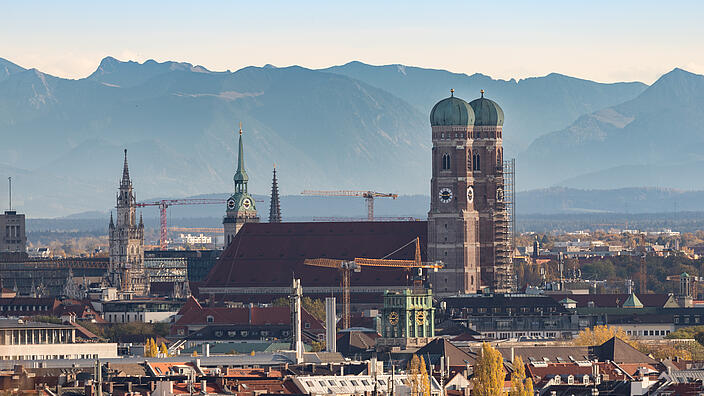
[234,123,249,192]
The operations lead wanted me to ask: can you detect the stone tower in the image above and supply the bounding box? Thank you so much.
[428,90,512,294]
[109,149,148,295]
[223,124,259,245]
[269,165,282,223]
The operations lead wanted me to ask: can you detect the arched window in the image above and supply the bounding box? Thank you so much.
[497,149,503,168]
[467,150,472,171]
[442,153,451,170]
[473,154,481,171]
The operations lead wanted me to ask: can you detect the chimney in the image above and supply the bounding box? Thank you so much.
[202,343,210,357]
[510,347,515,364]
[325,297,337,353]
[201,379,207,395]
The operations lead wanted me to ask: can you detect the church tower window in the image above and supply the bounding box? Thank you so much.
[473,154,481,171]
[442,153,451,170]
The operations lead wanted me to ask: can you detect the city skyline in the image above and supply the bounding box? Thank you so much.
[2,1,703,84]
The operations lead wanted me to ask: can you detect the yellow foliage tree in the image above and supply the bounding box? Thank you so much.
[472,343,506,396]
[408,355,420,396]
[509,356,533,396]
[144,338,152,357]
[149,338,159,358]
[159,342,169,357]
[573,325,632,346]
[419,356,431,396]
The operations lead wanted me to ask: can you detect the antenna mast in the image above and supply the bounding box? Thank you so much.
[7,177,11,210]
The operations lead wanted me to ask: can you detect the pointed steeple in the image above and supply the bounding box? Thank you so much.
[139,212,144,227]
[234,123,249,187]
[269,165,282,223]
[109,212,114,229]
[121,149,131,186]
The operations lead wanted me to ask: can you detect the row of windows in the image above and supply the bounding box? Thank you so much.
[461,306,558,314]
[0,305,49,311]
[439,151,503,172]
[675,315,701,324]
[625,329,670,336]
[437,130,503,139]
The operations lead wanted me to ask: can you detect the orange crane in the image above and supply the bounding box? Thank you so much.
[301,190,398,221]
[136,199,225,250]
[304,237,442,329]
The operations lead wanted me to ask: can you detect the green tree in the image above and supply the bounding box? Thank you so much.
[509,356,533,396]
[472,343,506,396]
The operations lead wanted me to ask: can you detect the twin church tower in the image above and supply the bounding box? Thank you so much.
[109,90,512,296]
[428,90,513,294]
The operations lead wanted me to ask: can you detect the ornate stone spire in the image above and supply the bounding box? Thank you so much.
[269,165,282,223]
[121,149,131,186]
[109,212,114,228]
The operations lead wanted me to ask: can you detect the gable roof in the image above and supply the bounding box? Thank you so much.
[622,293,643,308]
[201,221,427,301]
[414,338,477,366]
[591,337,657,365]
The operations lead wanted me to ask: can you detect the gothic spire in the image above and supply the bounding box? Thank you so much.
[121,149,131,186]
[233,123,249,186]
[269,165,282,223]
[109,212,114,228]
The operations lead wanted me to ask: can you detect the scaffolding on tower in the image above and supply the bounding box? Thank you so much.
[493,159,516,292]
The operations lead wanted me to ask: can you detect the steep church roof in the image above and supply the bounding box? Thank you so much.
[234,125,249,183]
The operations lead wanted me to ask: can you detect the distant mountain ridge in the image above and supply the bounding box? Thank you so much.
[0,55,693,218]
[520,68,704,190]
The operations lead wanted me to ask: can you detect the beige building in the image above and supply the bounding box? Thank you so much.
[0,319,117,360]
[0,210,26,254]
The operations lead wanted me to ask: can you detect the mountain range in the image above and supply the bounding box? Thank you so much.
[0,56,702,218]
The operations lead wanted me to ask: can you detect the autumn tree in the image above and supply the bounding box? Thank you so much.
[408,355,420,396]
[472,343,506,396]
[509,356,533,396]
[149,338,158,358]
[572,325,632,346]
[419,356,431,396]
[159,342,169,357]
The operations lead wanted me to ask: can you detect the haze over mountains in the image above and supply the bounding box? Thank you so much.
[0,56,702,218]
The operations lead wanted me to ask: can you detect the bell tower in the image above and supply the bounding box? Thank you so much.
[427,90,481,295]
[223,123,259,245]
[428,90,513,294]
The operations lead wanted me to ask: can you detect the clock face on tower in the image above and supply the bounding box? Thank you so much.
[467,186,474,203]
[439,188,453,204]
[388,311,399,325]
[227,198,236,210]
[242,198,252,209]
[416,311,426,325]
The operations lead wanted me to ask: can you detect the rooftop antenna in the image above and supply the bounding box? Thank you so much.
[7,177,11,211]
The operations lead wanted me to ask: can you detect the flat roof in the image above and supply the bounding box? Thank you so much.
[0,319,72,329]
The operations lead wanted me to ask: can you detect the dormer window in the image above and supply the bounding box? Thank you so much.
[206,315,214,323]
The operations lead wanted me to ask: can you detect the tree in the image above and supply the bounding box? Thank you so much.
[408,355,420,396]
[311,340,326,352]
[419,356,431,396]
[572,325,631,346]
[149,338,158,358]
[472,343,506,396]
[509,356,533,396]
[159,342,169,357]
[144,338,152,357]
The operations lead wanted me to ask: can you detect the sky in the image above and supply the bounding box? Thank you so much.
[1,1,703,84]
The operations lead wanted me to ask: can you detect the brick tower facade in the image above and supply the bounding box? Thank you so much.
[428,90,512,294]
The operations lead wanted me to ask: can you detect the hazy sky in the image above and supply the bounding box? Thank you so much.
[2,1,702,84]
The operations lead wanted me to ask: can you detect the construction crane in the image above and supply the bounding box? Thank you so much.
[304,237,442,329]
[301,190,398,221]
[136,199,225,250]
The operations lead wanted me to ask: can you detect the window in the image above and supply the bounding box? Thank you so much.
[472,154,481,171]
[442,153,451,170]
[304,323,311,329]
[206,315,214,323]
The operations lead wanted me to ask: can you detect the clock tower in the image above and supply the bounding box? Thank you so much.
[223,124,259,245]
[428,90,512,294]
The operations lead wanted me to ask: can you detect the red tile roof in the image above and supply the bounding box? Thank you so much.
[201,221,427,302]
[173,297,325,335]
